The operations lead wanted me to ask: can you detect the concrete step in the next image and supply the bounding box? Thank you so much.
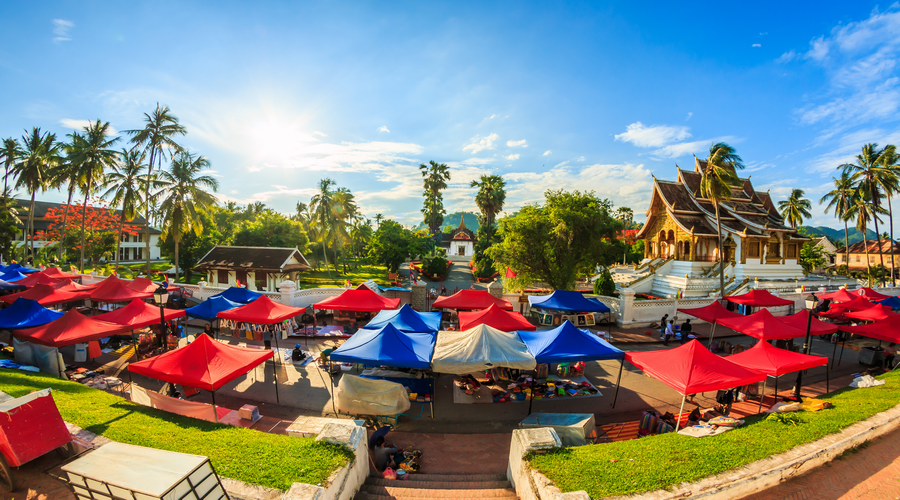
[358,485,518,499]
[365,478,511,489]
[366,473,508,483]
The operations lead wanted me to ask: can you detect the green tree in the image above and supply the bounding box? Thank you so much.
[368,220,427,273]
[878,145,900,285]
[420,160,450,235]
[12,127,61,261]
[820,172,856,273]
[374,213,384,227]
[470,174,507,227]
[844,193,887,281]
[777,188,812,229]
[487,190,623,291]
[102,148,147,273]
[0,138,21,195]
[593,267,615,296]
[614,206,634,230]
[311,178,337,276]
[699,143,745,297]
[155,152,219,281]
[798,230,827,274]
[0,193,21,262]
[231,210,310,250]
[158,207,222,281]
[126,104,187,274]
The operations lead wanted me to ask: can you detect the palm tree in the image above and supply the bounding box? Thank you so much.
[103,148,147,273]
[156,152,219,282]
[311,178,337,277]
[470,174,507,227]
[699,143,745,296]
[0,138,21,195]
[331,187,360,273]
[845,194,887,283]
[879,145,900,285]
[420,160,450,234]
[67,121,120,272]
[777,189,812,229]
[841,143,897,286]
[126,104,187,275]
[294,201,308,222]
[12,128,60,261]
[820,172,856,271]
[374,213,384,227]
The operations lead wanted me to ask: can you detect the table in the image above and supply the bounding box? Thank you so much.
[453,374,603,404]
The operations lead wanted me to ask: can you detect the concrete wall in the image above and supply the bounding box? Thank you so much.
[507,428,589,500]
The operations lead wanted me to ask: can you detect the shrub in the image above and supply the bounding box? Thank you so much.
[593,267,615,296]
[423,254,449,276]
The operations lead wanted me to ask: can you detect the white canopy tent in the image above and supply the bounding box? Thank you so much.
[431,324,536,374]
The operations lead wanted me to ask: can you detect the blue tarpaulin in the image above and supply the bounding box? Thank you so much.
[528,290,610,313]
[0,279,26,292]
[210,286,263,304]
[0,271,28,282]
[877,296,900,310]
[184,296,242,322]
[0,298,65,329]
[330,323,435,369]
[364,304,442,333]
[517,320,623,363]
[0,263,38,274]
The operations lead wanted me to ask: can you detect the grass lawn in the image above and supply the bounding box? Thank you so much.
[528,369,900,498]
[0,370,353,490]
[296,262,392,289]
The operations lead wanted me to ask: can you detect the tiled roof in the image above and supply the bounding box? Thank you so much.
[836,240,900,255]
[195,246,310,271]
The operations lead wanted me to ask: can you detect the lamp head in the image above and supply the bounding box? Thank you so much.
[805,293,818,311]
[154,283,169,305]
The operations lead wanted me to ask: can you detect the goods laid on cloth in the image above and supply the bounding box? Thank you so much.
[839,315,900,344]
[0,283,90,306]
[876,296,900,310]
[850,374,886,388]
[330,323,435,370]
[727,340,828,376]
[209,286,262,304]
[528,290,610,313]
[128,333,273,391]
[520,413,597,446]
[517,320,624,363]
[89,276,153,303]
[726,289,794,307]
[14,272,65,288]
[857,287,891,301]
[432,324,536,374]
[843,303,898,322]
[458,304,535,331]
[13,309,128,347]
[0,298,64,329]
[453,372,601,404]
[0,280,25,293]
[363,304,442,333]
[716,309,810,341]
[184,296,241,322]
[432,289,513,311]
[312,288,401,312]
[336,374,411,416]
[678,300,742,323]
[94,298,187,328]
[818,287,862,303]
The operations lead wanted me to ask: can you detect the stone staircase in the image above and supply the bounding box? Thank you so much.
[354,473,518,499]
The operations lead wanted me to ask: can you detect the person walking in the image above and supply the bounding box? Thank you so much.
[680,318,692,344]
[664,319,675,346]
[884,343,896,369]
[659,314,669,340]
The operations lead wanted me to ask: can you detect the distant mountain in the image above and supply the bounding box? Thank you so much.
[417,211,480,232]
[799,225,879,247]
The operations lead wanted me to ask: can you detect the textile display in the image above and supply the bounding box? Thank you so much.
[131,386,219,422]
[335,374,411,416]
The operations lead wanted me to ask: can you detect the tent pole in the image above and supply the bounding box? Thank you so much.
[774,376,778,402]
[528,370,535,415]
[131,329,139,362]
[430,376,435,419]
[675,394,686,432]
[211,390,218,423]
[611,359,624,408]
[831,337,838,368]
[758,378,768,414]
[839,340,846,366]
[826,364,830,394]
[708,323,717,349]
[271,351,281,405]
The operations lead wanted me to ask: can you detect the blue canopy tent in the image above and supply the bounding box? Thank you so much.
[0,271,28,283]
[210,287,262,304]
[876,296,900,311]
[528,290,610,312]
[185,296,242,340]
[0,264,38,274]
[0,280,26,293]
[0,298,65,329]
[364,304,442,333]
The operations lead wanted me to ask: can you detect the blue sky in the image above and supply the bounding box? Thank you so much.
[2,2,900,231]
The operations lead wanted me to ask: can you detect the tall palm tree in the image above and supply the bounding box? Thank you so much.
[294,201,308,222]
[845,194,887,283]
[820,172,856,271]
[0,138,21,195]
[103,148,147,273]
[311,178,336,276]
[841,143,897,286]
[470,174,507,227]
[420,160,450,235]
[879,145,900,285]
[126,104,187,275]
[777,189,812,229]
[67,121,120,272]
[374,213,384,227]
[699,143,745,297]
[331,187,361,273]
[12,128,60,260]
[156,152,219,281]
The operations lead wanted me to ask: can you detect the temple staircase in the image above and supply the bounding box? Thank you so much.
[354,473,518,499]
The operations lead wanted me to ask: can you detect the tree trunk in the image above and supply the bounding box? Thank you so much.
[864,226,872,284]
[144,148,157,277]
[115,213,124,274]
[321,215,331,279]
[28,194,35,264]
[873,202,886,286]
[715,202,725,298]
[844,219,850,275]
[80,187,89,274]
[174,234,180,283]
[59,189,74,262]
[889,194,895,287]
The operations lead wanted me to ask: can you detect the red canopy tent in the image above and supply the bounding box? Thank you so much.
[817,288,860,303]
[726,289,793,307]
[432,290,513,311]
[90,276,153,303]
[0,283,90,307]
[126,277,177,293]
[827,295,872,311]
[13,309,128,347]
[776,310,839,336]
[625,340,767,429]
[678,301,741,323]
[312,289,401,312]
[458,304,535,331]
[716,309,808,340]
[857,287,891,301]
[219,295,308,324]
[817,306,849,320]
[844,304,897,322]
[15,273,66,288]
[728,340,828,377]
[94,298,187,329]
[839,315,900,344]
[57,280,100,293]
[41,267,82,280]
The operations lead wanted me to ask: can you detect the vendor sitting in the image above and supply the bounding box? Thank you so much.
[373,436,404,472]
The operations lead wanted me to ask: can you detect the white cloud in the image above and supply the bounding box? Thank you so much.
[685,112,693,121]
[614,121,692,148]
[485,114,498,120]
[216,186,319,206]
[462,133,499,154]
[199,169,222,178]
[650,136,739,159]
[543,150,551,156]
[505,154,520,161]
[230,190,238,194]
[507,139,528,148]
[52,19,73,42]
[59,119,118,135]
[576,156,586,162]
[248,166,262,172]
[798,77,900,126]
[760,32,769,36]
[752,43,762,48]
[378,126,390,133]
[313,131,327,137]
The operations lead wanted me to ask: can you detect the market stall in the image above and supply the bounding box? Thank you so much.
[0,298,64,329]
[678,300,743,346]
[528,290,610,327]
[39,267,82,280]
[728,340,829,408]
[817,287,860,303]
[0,264,38,275]
[726,289,794,314]
[335,374,411,419]
[14,272,65,288]
[312,288,401,327]
[716,308,811,341]
[184,296,241,340]
[857,287,891,301]
[844,304,897,322]
[94,299,188,361]
[89,276,153,305]
[209,286,263,304]
[0,283,90,307]
[876,296,900,310]
[0,271,27,283]
[363,304,442,333]
[128,333,274,419]
[839,315,900,366]
[432,324,535,374]
[432,289,513,310]
[458,304,535,331]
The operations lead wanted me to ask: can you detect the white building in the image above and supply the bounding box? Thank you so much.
[195,246,311,292]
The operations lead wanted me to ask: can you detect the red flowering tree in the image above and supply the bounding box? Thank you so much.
[36,199,139,265]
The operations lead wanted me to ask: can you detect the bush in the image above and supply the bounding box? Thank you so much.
[422,254,449,276]
[593,267,615,296]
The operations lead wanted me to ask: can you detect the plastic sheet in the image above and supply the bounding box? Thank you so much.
[335,374,410,416]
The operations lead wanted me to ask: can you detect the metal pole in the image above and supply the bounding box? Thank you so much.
[758,378,768,414]
[675,394,686,432]
[793,301,814,400]
[211,390,218,423]
[708,322,718,349]
[131,330,139,362]
[159,302,166,353]
[270,347,281,405]
[831,337,838,368]
[839,340,845,366]
[611,359,624,408]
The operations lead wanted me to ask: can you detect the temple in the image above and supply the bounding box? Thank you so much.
[442,218,475,257]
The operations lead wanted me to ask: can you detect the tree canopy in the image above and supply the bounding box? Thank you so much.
[367,220,428,273]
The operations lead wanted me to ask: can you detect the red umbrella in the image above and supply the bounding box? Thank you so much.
[727,340,828,377]
[94,298,187,329]
[312,289,401,312]
[817,288,860,303]
[716,308,809,340]
[0,283,91,307]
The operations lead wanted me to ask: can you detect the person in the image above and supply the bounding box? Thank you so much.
[716,388,735,415]
[664,319,675,346]
[204,323,214,339]
[263,325,273,350]
[680,318,692,344]
[368,425,392,449]
[372,436,403,472]
[659,314,669,340]
[884,342,896,369]
[440,284,447,296]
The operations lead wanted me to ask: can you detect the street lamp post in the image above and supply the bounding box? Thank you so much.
[792,293,818,401]
[154,284,169,352]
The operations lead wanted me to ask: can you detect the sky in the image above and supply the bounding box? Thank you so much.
[2,2,900,232]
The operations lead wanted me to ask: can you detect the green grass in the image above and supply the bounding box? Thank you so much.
[528,369,900,498]
[296,263,391,289]
[0,370,353,490]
